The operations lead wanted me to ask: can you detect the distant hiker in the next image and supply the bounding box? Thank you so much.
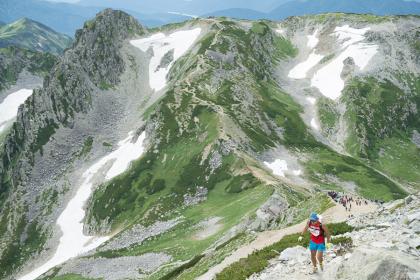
[298,212,331,274]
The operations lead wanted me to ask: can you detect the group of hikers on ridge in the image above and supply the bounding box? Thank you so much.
[299,212,331,274]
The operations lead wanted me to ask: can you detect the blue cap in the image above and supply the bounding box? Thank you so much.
[309,212,318,221]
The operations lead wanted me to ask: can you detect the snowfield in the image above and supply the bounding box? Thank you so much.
[306,97,316,105]
[264,159,302,178]
[310,118,319,130]
[18,131,147,280]
[288,30,324,79]
[306,30,319,49]
[0,89,33,132]
[311,25,378,100]
[130,28,202,91]
[288,52,324,79]
[276,28,286,35]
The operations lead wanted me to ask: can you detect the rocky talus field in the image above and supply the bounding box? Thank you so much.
[0,8,418,280]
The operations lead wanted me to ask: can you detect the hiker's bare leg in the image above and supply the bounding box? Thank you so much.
[311,250,317,267]
[316,250,324,270]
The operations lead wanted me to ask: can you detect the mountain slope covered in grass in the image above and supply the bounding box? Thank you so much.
[0,18,72,54]
[0,9,418,280]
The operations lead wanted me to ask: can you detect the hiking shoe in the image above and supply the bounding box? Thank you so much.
[309,266,318,274]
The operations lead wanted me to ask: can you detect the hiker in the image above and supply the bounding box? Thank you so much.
[298,212,331,274]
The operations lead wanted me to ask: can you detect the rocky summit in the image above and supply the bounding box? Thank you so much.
[0,7,418,280]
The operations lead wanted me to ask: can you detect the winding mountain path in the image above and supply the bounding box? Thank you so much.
[197,198,377,280]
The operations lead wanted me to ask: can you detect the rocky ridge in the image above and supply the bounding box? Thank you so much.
[0,9,147,278]
[0,46,57,92]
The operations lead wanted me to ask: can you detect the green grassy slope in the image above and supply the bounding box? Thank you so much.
[343,76,420,189]
[0,18,72,54]
[77,18,408,279]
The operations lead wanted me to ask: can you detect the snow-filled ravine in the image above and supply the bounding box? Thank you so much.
[130,28,202,92]
[0,89,33,133]
[288,30,324,80]
[311,25,378,100]
[18,131,147,280]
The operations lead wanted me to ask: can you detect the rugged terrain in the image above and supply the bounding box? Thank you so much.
[250,193,420,280]
[0,8,418,280]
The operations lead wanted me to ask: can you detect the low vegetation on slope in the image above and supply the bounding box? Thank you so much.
[343,76,420,189]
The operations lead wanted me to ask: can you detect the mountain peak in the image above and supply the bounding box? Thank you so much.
[71,9,146,87]
[75,8,146,45]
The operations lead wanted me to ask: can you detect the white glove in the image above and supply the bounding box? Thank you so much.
[298,236,303,242]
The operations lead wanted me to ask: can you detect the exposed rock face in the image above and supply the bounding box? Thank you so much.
[0,46,57,92]
[0,9,146,278]
[252,192,290,230]
[156,49,174,71]
[368,259,412,280]
[0,9,145,196]
[184,186,208,206]
[57,254,172,280]
[73,9,146,87]
[99,218,181,251]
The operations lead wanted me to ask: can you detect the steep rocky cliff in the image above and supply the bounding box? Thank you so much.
[0,46,56,92]
[0,9,146,277]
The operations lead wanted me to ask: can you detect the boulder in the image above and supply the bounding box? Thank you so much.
[278,246,308,263]
[407,211,420,224]
[409,220,420,234]
[367,258,413,280]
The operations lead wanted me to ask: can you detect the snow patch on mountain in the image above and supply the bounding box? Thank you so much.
[306,30,319,49]
[276,28,286,35]
[306,97,316,105]
[310,118,319,130]
[264,159,302,178]
[18,131,147,280]
[288,52,324,79]
[288,30,324,79]
[311,25,378,100]
[0,89,33,132]
[130,28,202,91]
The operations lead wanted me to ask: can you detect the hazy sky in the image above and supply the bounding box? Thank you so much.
[45,0,420,3]
[47,0,80,2]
